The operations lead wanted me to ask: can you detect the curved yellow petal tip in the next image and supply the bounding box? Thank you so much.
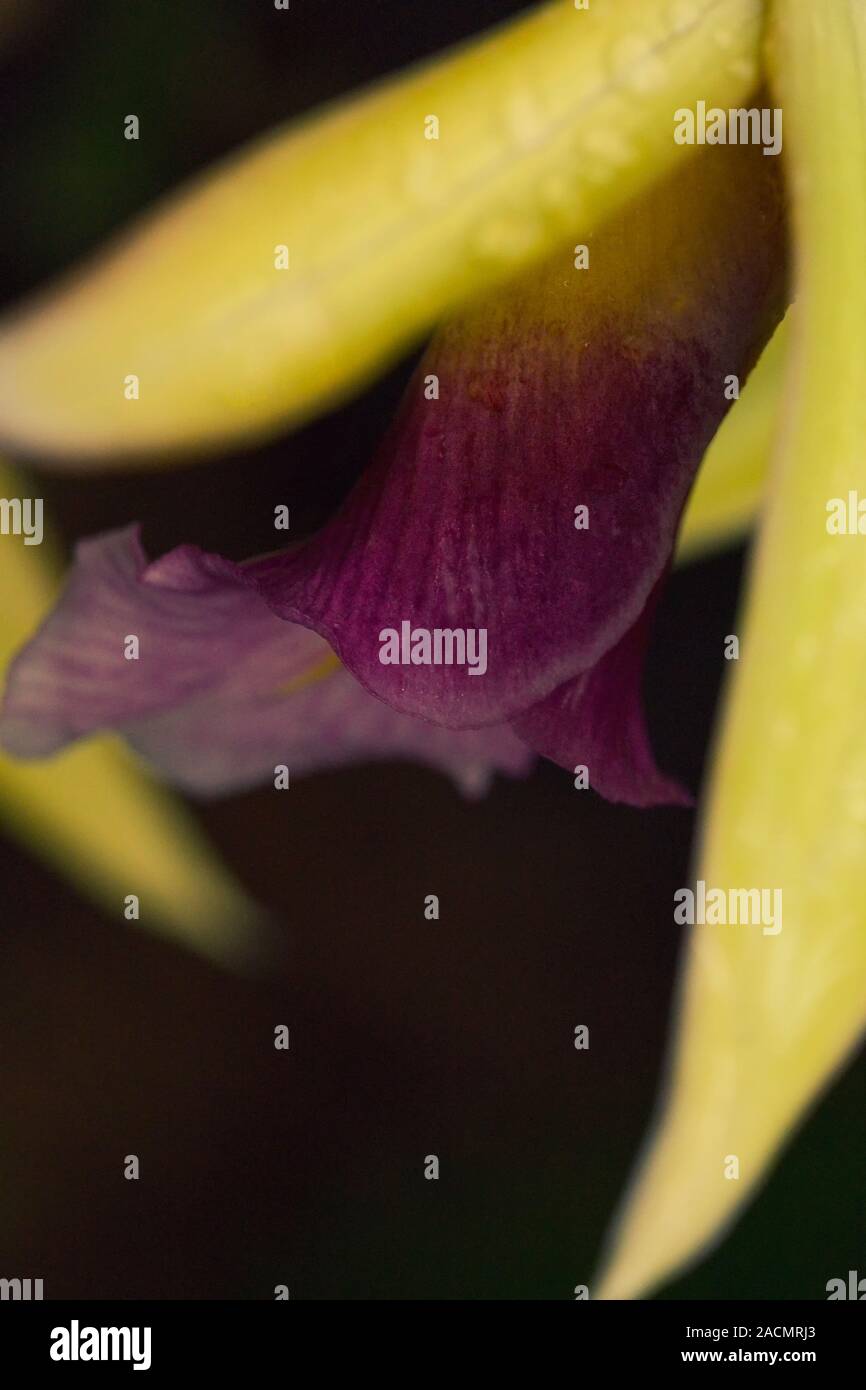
[677,313,790,564]
[0,740,276,972]
[0,0,764,463]
[597,0,866,1301]
[0,456,274,971]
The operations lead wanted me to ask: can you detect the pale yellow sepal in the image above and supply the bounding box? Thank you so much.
[0,0,764,462]
[597,0,866,1299]
[677,313,790,563]
[0,459,270,970]
[0,742,271,970]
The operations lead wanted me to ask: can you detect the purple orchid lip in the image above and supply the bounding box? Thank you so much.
[514,574,693,809]
[0,141,786,807]
[0,524,534,797]
[242,142,786,737]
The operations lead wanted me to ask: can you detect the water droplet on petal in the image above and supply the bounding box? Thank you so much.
[581,124,635,170]
[537,169,574,214]
[504,90,546,150]
[472,210,543,266]
[610,34,667,94]
[666,0,703,27]
[403,154,446,207]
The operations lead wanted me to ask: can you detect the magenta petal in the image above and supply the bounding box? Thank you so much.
[247,143,785,730]
[512,582,691,809]
[0,526,279,755]
[0,526,532,796]
[126,659,533,797]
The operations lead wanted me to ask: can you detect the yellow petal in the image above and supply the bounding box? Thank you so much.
[0,741,271,969]
[0,0,765,462]
[0,458,270,969]
[677,312,790,563]
[597,0,866,1299]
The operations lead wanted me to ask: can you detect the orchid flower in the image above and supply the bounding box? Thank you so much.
[0,0,858,1297]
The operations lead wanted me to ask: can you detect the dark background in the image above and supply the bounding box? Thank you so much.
[0,0,863,1300]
